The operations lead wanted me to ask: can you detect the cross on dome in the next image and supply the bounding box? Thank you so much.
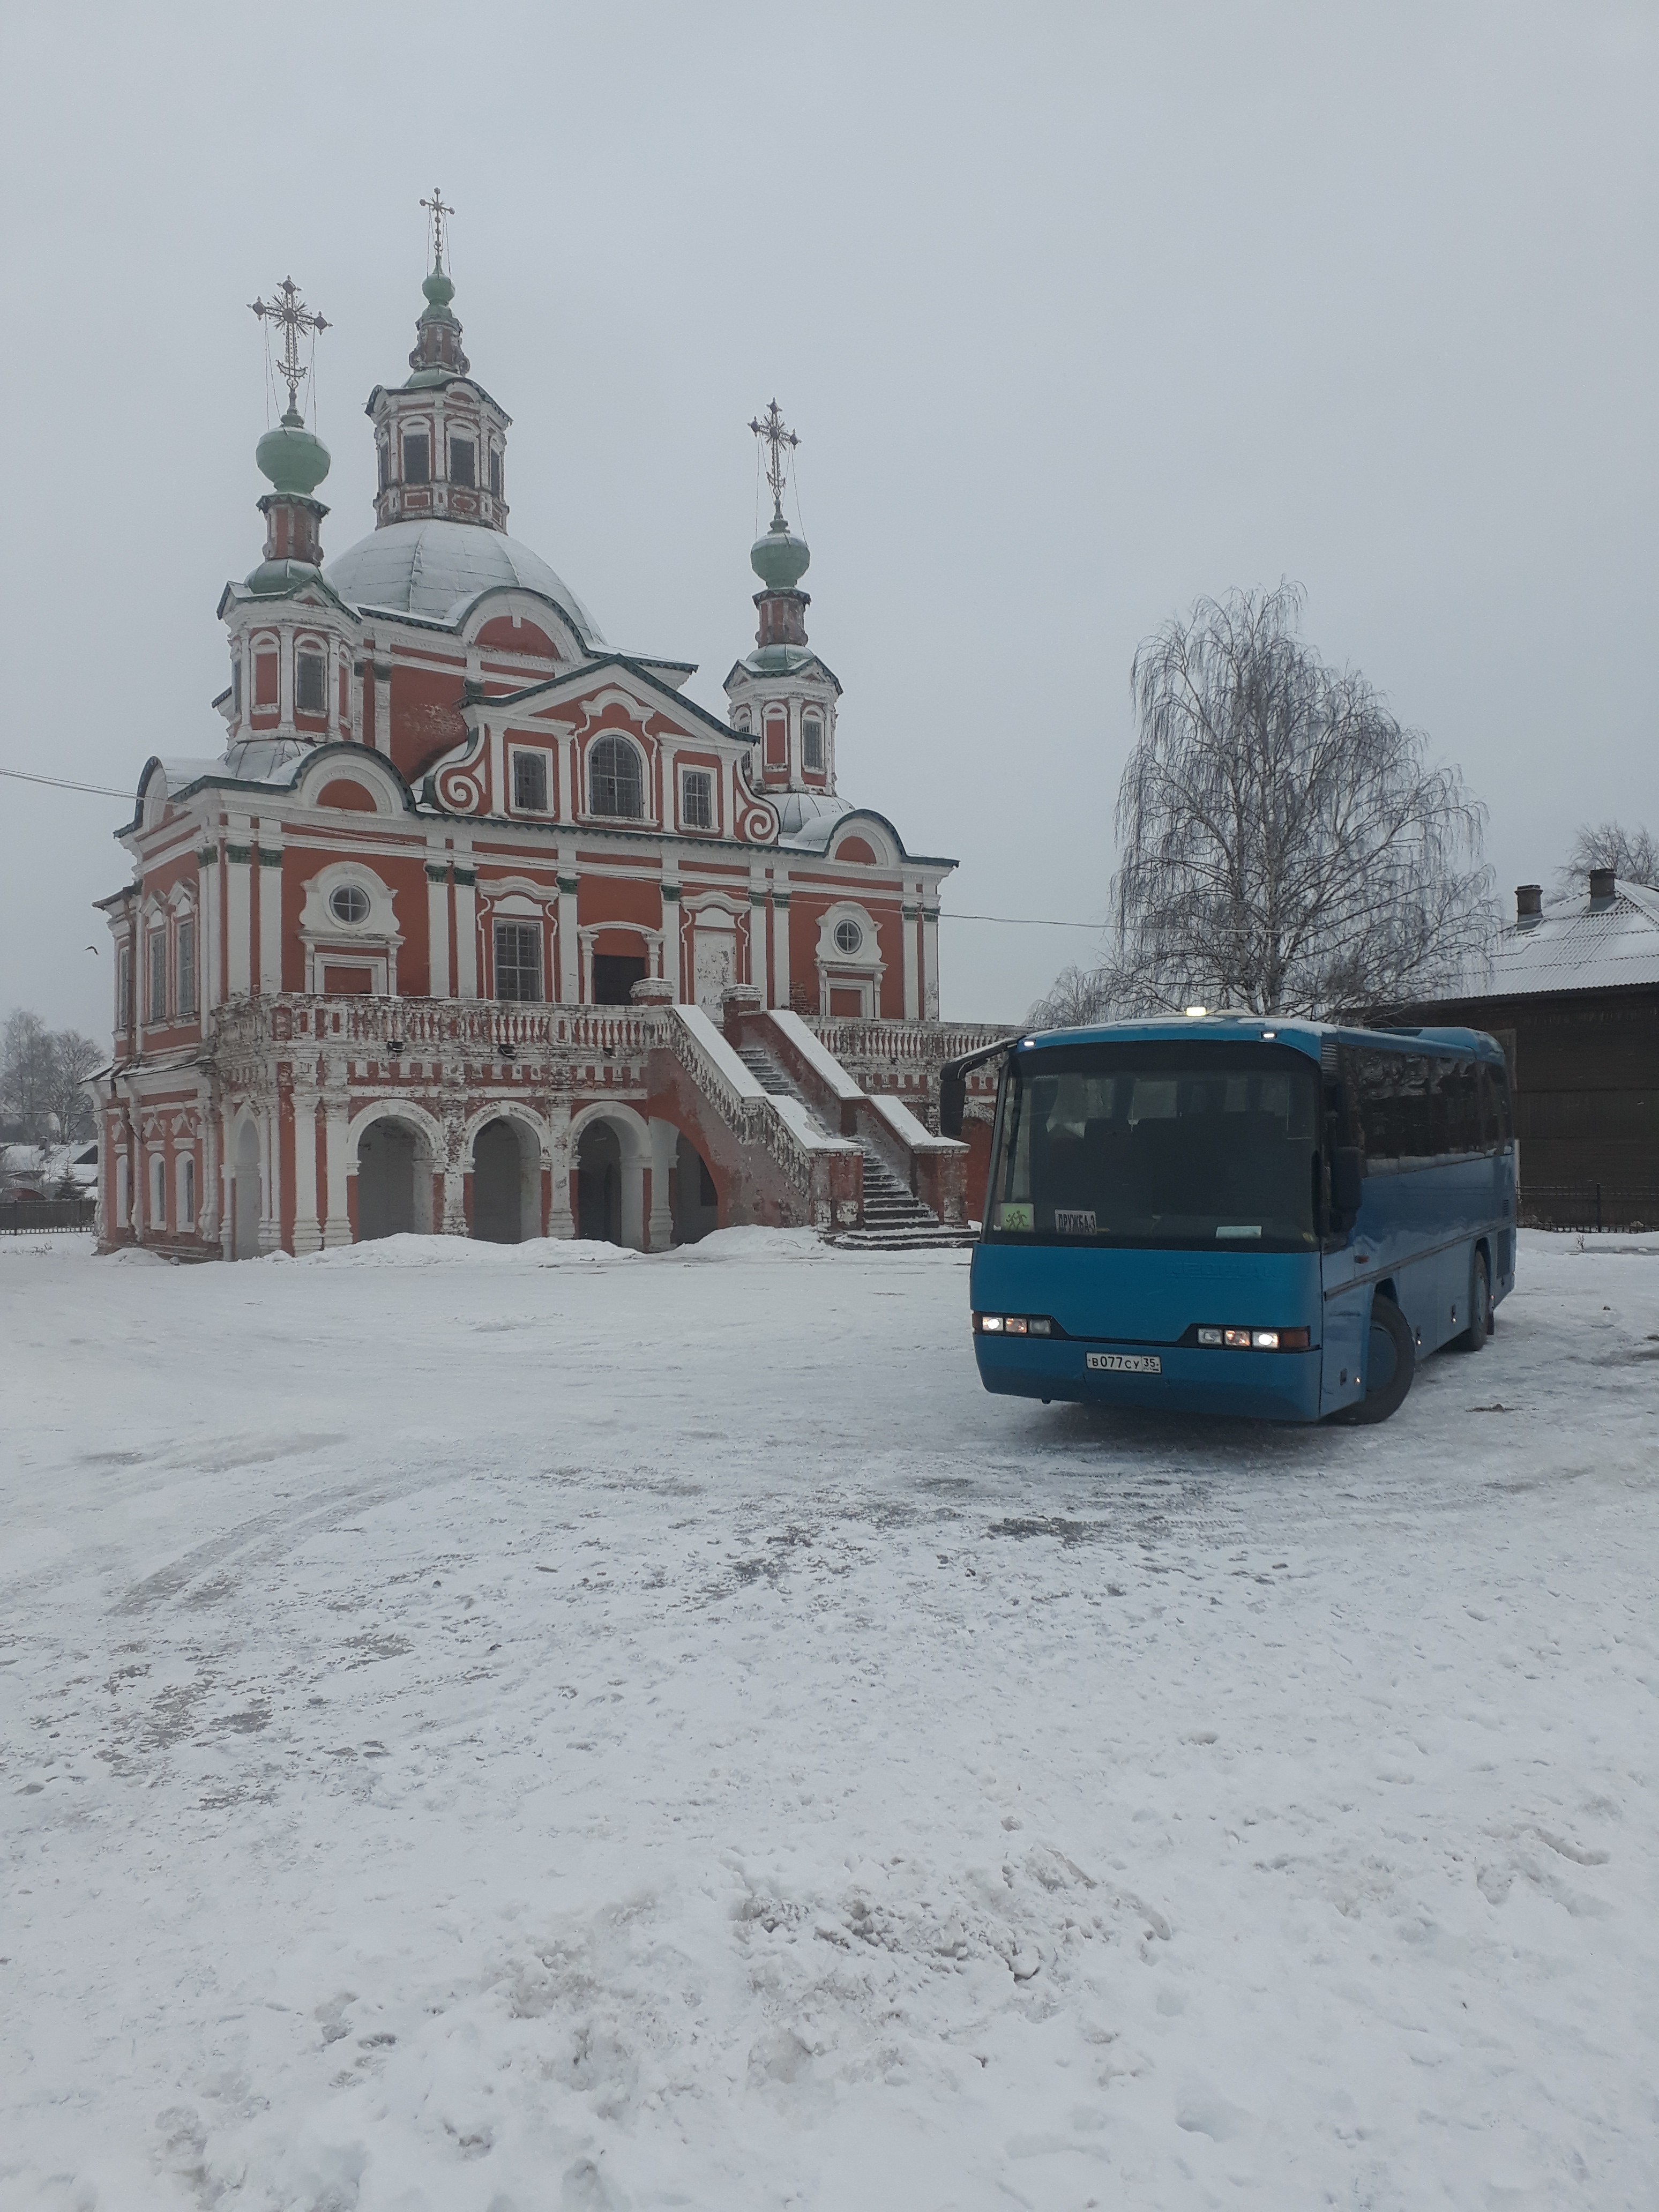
[749,399,799,524]
[420,187,454,272]
[249,276,330,415]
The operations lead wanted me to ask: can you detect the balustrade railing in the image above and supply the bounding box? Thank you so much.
[212,995,662,1060]
[805,1017,1017,1072]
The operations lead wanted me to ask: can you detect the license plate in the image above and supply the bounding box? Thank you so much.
[1087,1352,1162,1374]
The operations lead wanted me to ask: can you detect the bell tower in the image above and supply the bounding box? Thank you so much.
[724,401,842,794]
[367,189,512,533]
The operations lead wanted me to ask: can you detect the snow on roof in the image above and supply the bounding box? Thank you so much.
[1458,879,1659,1000]
[774,791,855,851]
[323,519,606,645]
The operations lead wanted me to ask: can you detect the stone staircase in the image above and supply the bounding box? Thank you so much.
[734,1040,977,1251]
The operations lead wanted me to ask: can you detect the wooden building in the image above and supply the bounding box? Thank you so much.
[1386,871,1659,1229]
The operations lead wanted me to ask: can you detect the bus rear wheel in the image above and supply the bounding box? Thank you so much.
[1343,1295,1415,1425]
[1452,1250,1492,1352]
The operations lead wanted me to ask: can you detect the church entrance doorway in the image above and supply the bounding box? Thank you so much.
[592,953,647,1006]
[357,1116,432,1240]
[576,1119,622,1243]
[233,1119,261,1259]
[473,1118,532,1243]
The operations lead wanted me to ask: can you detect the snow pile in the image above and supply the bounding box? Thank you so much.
[2,1229,1655,2209]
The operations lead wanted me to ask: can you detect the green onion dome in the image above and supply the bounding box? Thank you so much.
[750,512,810,593]
[256,406,331,498]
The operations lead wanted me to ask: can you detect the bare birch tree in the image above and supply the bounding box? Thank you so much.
[1047,584,1493,1019]
[1558,820,1658,890]
[1026,963,1116,1029]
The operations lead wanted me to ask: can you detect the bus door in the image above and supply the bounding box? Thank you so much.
[1319,1045,1367,1417]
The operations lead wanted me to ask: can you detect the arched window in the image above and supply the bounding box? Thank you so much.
[589,735,644,819]
[803,715,824,772]
[180,1155,196,1229]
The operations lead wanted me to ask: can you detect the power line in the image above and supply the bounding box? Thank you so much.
[0,768,1107,931]
[2,767,133,799]
[944,911,1102,929]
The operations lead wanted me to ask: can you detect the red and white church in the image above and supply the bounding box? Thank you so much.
[91,219,1006,1257]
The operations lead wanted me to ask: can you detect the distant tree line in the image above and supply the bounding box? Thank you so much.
[1,1011,100,1147]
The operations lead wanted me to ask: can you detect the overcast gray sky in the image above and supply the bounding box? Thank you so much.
[2,0,1654,1036]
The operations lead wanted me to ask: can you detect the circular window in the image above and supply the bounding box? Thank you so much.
[833,918,863,957]
[328,884,370,926]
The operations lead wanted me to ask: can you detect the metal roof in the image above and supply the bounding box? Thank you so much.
[1454,880,1659,1000]
[323,519,605,645]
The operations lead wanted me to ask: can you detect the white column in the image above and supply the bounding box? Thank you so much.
[922,900,941,1020]
[556,731,574,823]
[621,1149,646,1252]
[198,846,221,1018]
[290,1081,322,1253]
[546,1101,575,1239]
[219,1105,235,1259]
[373,663,392,756]
[94,1108,112,1245]
[322,1081,352,1246]
[902,890,921,1021]
[556,867,580,1003]
[199,1105,220,1247]
[259,1103,282,1252]
[427,861,452,998]
[257,846,283,996]
[647,1115,676,1251]
[661,886,682,998]
[225,843,252,998]
[771,878,791,1010]
[453,865,478,999]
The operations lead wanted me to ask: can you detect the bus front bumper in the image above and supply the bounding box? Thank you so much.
[973,1335,1324,1423]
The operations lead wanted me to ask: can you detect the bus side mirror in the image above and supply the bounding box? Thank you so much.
[1331,1145,1365,1224]
[939,1067,967,1139]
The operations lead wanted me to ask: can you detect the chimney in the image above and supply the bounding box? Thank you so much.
[1588,868,1616,905]
[1515,883,1542,923]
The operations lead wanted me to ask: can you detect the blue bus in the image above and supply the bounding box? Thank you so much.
[941,1015,1516,1424]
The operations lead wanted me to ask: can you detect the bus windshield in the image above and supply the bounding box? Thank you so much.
[986,1041,1320,1251]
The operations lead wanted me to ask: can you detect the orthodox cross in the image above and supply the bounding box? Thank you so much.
[249,276,330,414]
[421,186,455,271]
[749,399,799,522]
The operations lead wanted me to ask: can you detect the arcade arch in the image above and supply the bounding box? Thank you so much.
[570,1102,649,1249]
[469,1111,543,1243]
[353,1108,437,1240]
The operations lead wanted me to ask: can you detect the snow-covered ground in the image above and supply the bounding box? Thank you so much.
[3,1228,1655,2212]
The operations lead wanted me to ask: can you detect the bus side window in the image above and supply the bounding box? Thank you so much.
[1356,1050,1396,1171]
[1443,1059,1481,1155]
[1397,1057,1433,1162]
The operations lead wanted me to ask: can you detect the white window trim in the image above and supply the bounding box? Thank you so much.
[679,764,716,833]
[509,745,554,815]
[585,733,651,824]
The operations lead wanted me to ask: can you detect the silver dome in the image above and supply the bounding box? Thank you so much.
[324,519,605,645]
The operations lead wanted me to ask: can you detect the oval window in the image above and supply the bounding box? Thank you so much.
[834,918,863,956]
[329,884,370,925]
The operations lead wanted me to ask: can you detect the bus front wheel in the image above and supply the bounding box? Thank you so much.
[1452,1250,1492,1353]
[1345,1295,1415,1425]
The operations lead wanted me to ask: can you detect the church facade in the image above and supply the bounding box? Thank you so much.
[92,233,1006,1258]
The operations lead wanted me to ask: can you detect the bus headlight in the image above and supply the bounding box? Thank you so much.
[1196,1325,1312,1352]
[974,1314,1055,1337]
